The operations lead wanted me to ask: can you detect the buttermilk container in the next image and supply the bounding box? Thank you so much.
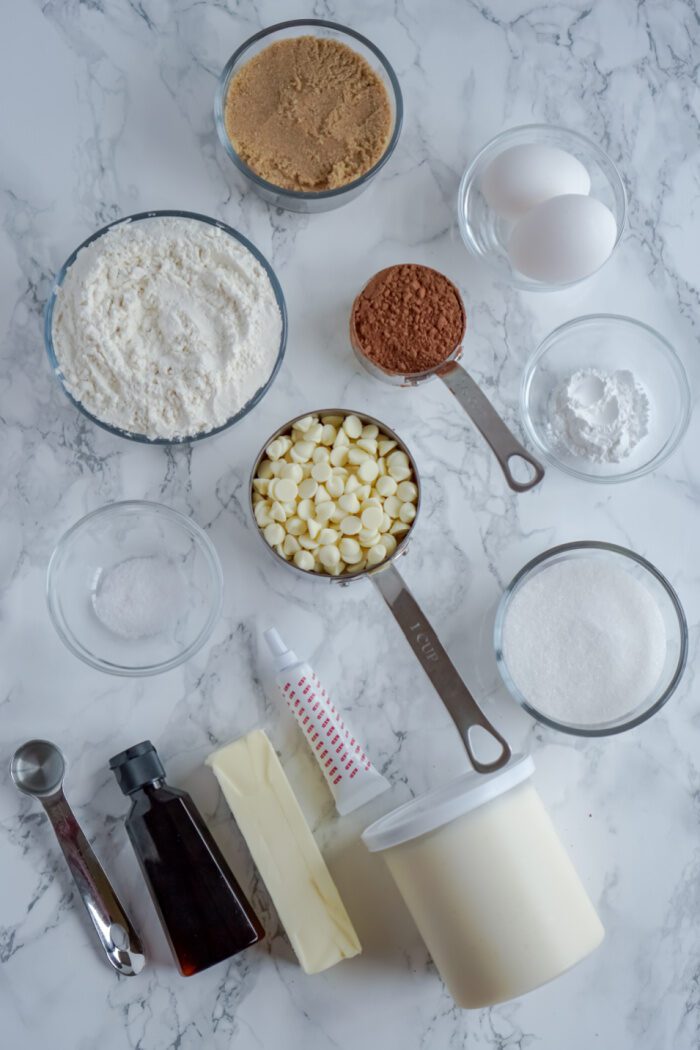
[362,755,604,1008]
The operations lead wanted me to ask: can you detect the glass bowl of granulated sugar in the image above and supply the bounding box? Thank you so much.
[47,502,223,675]
[494,541,688,737]
[45,210,287,444]
[521,314,690,482]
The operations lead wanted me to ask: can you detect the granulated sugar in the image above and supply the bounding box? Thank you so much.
[501,556,667,725]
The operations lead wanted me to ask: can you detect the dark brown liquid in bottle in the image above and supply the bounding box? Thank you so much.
[110,742,263,977]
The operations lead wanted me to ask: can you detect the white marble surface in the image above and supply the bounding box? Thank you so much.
[1,1,699,1047]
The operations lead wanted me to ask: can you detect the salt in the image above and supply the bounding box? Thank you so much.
[501,558,667,725]
[92,556,184,640]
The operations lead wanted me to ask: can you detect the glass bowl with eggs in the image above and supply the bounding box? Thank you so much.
[458,125,626,291]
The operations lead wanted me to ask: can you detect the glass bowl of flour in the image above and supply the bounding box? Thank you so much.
[44,211,287,443]
[494,541,688,737]
[47,501,223,675]
[520,314,690,481]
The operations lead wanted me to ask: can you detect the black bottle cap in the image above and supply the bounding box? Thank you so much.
[109,740,166,795]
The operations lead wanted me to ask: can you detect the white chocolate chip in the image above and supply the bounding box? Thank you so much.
[286,516,305,536]
[264,522,285,546]
[274,478,298,503]
[321,415,344,426]
[345,474,360,494]
[307,518,322,540]
[358,527,381,547]
[384,495,403,519]
[294,550,315,571]
[283,535,300,556]
[343,414,363,439]
[298,534,319,550]
[311,461,332,483]
[383,534,398,556]
[340,515,362,535]
[298,498,315,521]
[252,478,269,495]
[378,439,397,456]
[257,459,274,479]
[314,484,330,504]
[339,537,362,563]
[399,502,417,524]
[358,459,379,484]
[366,544,387,567]
[321,424,337,445]
[279,462,304,481]
[266,438,285,461]
[375,475,397,497]
[333,429,350,448]
[294,415,315,432]
[269,501,286,522]
[361,505,384,531]
[397,480,418,503]
[357,438,378,455]
[315,501,336,523]
[347,447,368,465]
[326,476,345,499]
[338,492,360,514]
[306,422,323,444]
[312,446,330,463]
[298,478,318,500]
[390,520,410,536]
[318,528,339,545]
[329,445,348,466]
[318,545,341,568]
[290,440,315,463]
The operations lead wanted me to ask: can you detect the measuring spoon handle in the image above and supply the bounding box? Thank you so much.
[438,361,544,492]
[370,561,511,774]
[42,792,145,976]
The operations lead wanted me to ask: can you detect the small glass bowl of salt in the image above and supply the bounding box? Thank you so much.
[494,541,688,737]
[521,314,690,482]
[47,502,223,675]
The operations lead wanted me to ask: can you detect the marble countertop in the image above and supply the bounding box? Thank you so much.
[2,2,699,1048]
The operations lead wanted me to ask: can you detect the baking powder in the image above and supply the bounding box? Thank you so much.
[548,368,649,463]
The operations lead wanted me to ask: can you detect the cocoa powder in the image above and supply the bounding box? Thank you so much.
[351,264,465,375]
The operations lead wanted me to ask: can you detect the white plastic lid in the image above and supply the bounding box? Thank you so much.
[362,754,535,852]
[264,626,299,671]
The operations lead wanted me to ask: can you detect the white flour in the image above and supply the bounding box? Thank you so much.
[52,216,282,440]
[502,557,667,725]
[548,368,649,463]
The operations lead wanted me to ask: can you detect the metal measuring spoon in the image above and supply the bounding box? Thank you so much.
[350,265,545,493]
[251,410,512,775]
[11,739,145,976]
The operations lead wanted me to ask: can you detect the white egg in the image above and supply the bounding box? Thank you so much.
[508,194,618,284]
[481,143,591,220]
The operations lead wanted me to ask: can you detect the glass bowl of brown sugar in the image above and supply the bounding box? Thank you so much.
[350,264,545,493]
[215,20,403,213]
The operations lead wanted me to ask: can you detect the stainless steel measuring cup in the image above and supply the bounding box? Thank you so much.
[350,265,545,493]
[11,739,145,975]
[250,409,511,774]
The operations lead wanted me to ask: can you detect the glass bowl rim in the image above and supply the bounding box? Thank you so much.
[46,500,224,676]
[457,122,628,291]
[214,18,404,202]
[44,209,288,445]
[519,312,692,483]
[493,540,688,737]
[249,407,421,585]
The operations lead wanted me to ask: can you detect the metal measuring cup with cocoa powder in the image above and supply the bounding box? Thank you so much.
[349,264,544,492]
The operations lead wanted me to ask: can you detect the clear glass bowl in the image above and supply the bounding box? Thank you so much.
[494,541,688,737]
[44,210,287,444]
[47,502,223,676]
[520,314,691,482]
[215,19,403,213]
[457,124,626,291]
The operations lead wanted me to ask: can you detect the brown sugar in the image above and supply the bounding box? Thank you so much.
[351,265,466,375]
[224,36,392,192]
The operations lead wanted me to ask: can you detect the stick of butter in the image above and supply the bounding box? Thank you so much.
[206,730,361,974]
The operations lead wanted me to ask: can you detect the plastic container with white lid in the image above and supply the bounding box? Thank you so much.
[362,755,604,1008]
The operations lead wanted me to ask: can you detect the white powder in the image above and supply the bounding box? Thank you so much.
[92,556,185,639]
[548,368,649,463]
[501,558,667,725]
[52,217,283,440]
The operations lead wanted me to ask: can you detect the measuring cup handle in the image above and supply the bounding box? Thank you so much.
[370,561,511,774]
[438,362,544,492]
[42,793,145,975]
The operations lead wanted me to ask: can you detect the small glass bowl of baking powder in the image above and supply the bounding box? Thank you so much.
[47,502,223,675]
[521,314,691,482]
[215,20,403,213]
[494,541,688,737]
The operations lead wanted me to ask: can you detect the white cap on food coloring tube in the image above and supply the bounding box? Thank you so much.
[264,627,300,672]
